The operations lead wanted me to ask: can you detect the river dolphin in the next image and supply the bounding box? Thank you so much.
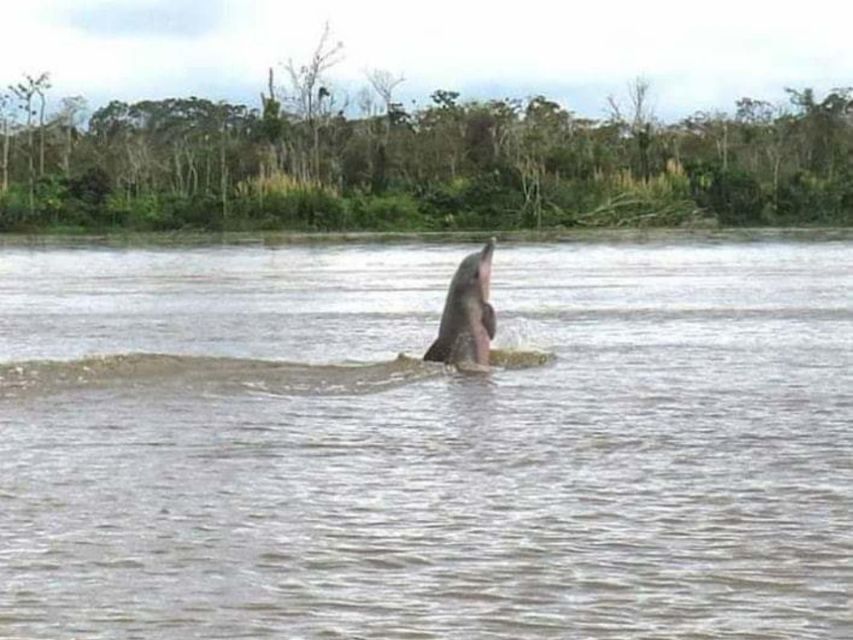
[424,238,496,369]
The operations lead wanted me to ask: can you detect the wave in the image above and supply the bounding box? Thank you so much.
[0,349,554,400]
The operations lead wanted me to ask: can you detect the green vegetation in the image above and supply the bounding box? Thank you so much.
[1,65,851,233]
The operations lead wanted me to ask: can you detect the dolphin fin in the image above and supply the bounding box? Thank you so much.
[483,303,496,340]
[424,337,451,362]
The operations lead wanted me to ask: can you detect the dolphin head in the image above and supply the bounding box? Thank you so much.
[450,237,495,304]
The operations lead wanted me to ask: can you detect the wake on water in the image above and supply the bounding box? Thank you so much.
[0,349,554,400]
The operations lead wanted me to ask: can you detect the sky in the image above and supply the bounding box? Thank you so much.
[2,0,851,122]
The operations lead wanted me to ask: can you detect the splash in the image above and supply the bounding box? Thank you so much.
[490,348,555,369]
[0,353,438,400]
[0,350,554,400]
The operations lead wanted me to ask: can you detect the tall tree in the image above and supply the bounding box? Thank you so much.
[10,73,50,215]
[57,96,87,178]
[282,22,344,183]
[365,69,405,191]
[0,93,13,193]
[34,73,51,177]
[609,77,659,180]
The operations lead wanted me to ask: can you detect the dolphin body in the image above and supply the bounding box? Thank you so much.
[424,239,496,369]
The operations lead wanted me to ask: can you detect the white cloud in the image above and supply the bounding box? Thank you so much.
[2,0,852,119]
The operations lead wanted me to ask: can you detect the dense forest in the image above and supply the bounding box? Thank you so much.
[1,35,852,233]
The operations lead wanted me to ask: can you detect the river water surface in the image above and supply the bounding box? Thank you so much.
[1,236,851,638]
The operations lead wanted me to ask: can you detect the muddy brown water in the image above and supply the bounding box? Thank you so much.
[1,237,851,638]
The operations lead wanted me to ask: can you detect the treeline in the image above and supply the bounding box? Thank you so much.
[1,65,852,232]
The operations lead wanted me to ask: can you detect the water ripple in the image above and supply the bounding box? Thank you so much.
[1,240,851,638]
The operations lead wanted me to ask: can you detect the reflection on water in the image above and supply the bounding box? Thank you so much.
[0,237,851,639]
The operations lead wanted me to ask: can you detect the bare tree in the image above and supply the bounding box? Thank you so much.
[502,122,543,231]
[259,67,282,177]
[736,101,793,215]
[608,77,657,181]
[57,96,87,177]
[357,86,377,118]
[367,68,404,143]
[281,22,344,182]
[628,77,655,181]
[366,69,404,114]
[628,77,654,131]
[361,69,405,192]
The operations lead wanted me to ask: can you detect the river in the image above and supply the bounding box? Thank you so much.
[1,234,851,638]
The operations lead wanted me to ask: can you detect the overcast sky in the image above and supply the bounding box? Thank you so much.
[2,0,851,121]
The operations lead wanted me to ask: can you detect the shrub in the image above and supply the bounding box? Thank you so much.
[776,172,852,225]
[686,161,765,226]
[68,167,112,205]
[414,172,524,230]
[348,193,425,230]
[235,172,345,230]
[0,187,31,231]
[114,194,170,231]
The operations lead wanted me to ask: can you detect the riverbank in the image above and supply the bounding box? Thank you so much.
[3,227,853,248]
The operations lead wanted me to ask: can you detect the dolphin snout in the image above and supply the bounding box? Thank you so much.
[481,237,496,259]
